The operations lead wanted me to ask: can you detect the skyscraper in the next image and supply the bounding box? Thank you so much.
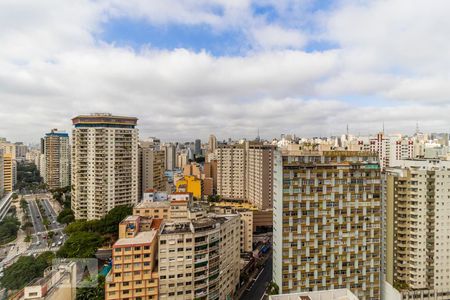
[273,146,381,300]
[41,129,70,190]
[71,114,139,220]
[194,138,201,155]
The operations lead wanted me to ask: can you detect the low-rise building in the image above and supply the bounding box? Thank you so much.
[18,262,77,300]
[176,175,202,199]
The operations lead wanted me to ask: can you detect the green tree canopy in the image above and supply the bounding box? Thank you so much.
[76,275,105,300]
[0,216,20,244]
[0,252,54,291]
[57,208,75,224]
[56,231,104,258]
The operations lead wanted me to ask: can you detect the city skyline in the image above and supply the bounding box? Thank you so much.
[2,1,450,142]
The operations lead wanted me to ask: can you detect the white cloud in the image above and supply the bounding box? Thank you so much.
[251,25,307,49]
[1,0,450,143]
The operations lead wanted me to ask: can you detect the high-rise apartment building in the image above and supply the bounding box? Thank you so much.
[139,143,166,198]
[158,215,240,300]
[216,142,274,209]
[204,160,217,196]
[216,144,246,200]
[246,143,275,210]
[0,149,4,197]
[368,133,415,170]
[384,159,450,297]
[208,135,217,155]
[14,142,28,160]
[71,114,139,220]
[177,150,189,170]
[273,146,381,300]
[41,129,70,190]
[0,141,16,160]
[164,143,176,171]
[3,153,13,192]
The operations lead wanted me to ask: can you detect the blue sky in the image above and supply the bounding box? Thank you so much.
[100,0,338,56]
[101,19,250,56]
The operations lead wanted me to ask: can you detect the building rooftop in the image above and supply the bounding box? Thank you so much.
[269,289,359,300]
[135,201,170,209]
[122,215,140,222]
[114,230,157,247]
[72,114,138,126]
[161,222,192,234]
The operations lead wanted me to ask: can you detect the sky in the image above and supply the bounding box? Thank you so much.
[1,0,450,143]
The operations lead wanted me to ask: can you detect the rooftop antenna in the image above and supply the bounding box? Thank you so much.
[346,124,349,136]
[382,121,385,134]
[416,121,420,135]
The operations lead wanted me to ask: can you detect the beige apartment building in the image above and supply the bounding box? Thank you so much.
[105,216,160,300]
[384,159,450,297]
[0,149,4,197]
[3,153,13,192]
[0,141,16,160]
[273,146,382,300]
[41,129,70,190]
[139,143,165,198]
[216,142,274,209]
[158,215,240,300]
[71,113,139,220]
[246,143,275,210]
[216,144,246,200]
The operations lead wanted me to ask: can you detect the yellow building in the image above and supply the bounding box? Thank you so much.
[105,216,160,300]
[175,175,202,199]
[3,153,13,192]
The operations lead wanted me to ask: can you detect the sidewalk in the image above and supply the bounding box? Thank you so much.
[3,201,31,264]
[47,193,63,215]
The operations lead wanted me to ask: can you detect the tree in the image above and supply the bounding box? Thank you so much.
[76,275,105,300]
[0,252,54,290]
[57,208,75,224]
[0,217,20,245]
[267,281,279,295]
[20,199,28,211]
[97,205,133,235]
[64,205,132,237]
[57,231,104,258]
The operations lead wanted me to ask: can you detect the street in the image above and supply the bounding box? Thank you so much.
[240,254,273,300]
[27,197,66,251]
